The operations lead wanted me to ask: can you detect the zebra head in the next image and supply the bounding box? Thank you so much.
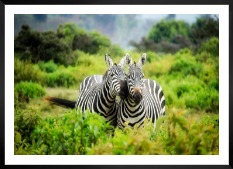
[126,53,146,104]
[105,54,128,98]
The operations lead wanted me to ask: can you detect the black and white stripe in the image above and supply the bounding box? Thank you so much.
[75,54,128,126]
[117,53,165,129]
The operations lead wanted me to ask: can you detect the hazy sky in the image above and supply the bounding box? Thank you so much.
[139,14,208,23]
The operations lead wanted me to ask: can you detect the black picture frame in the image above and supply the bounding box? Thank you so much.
[1,0,232,168]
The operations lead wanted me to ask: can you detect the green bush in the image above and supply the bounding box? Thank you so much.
[14,81,45,102]
[88,110,218,155]
[170,55,202,77]
[14,109,218,155]
[198,37,219,57]
[184,89,219,112]
[38,60,58,73]
[158,73,218,113]
[44,71,76,88]
[30,109,113,155]
[14,58,43,83]
[15,107,42,154]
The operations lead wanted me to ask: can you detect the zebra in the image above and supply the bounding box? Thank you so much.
[46,54,129,126]
[117,53,165,129]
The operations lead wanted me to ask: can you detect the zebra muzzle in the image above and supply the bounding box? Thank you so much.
[132,87,142,104]
[133,92,142,104]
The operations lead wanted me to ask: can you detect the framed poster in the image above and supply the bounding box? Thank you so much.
[1,0,232,168]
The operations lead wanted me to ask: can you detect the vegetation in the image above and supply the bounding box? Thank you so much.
[130,15,219,53]
[14,81,45,103]
[14,16,219,155]
[15,23,123,66]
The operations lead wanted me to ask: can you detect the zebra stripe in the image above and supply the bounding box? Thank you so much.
[75,54,128,126]
[117,53,165,129]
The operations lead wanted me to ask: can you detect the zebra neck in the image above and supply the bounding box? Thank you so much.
[100,80,116,104]
[126,95,142,107]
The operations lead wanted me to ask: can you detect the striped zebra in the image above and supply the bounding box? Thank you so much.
[74,54,129,126]
[117,53,165,129]
[46,54,129,126]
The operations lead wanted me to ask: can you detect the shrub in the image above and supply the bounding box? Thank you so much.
[15,107,42,154]
[14,58,43,83]
[30,109,113,155]
[145,51,160,63]
[14,81,45,102]
[198,37,219,57]
[44,71,76,88]
[184,89,219,112]
[75,52,93,67]
[87,123,158,155]
[38,60,58,73]
[88,110,219,155]
[160,110,219,155]
[170,52,202,77]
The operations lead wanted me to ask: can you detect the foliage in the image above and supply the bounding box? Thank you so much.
[130,20,193,53]
[191,15,219,45]
[148,19,191,43]
[14,57,43,83]
[131,15,219,54]
[44,71,76,88]
[14,25,70,64]
[38,60,58,73]
[14,108,218,155]
[14,106,42,154]
[72,30,111,54]
[14,81,45,103]
[170,50,203,77]
[28,110,113,155]
[87,110,218,155]
[15,23,121,65]
[198,37,219,57]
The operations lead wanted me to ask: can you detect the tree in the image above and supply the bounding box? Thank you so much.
[148,19,191,43]
[191,15,219,45]
[14,25,70,64]
[130,20,192,53]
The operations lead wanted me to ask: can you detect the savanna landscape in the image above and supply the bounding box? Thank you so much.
[14,14,219,155]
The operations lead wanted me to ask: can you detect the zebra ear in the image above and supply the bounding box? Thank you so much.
[118,53,132,68]
[137,53,146,68]
[105,54,113,68]
[126,53,133,66]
